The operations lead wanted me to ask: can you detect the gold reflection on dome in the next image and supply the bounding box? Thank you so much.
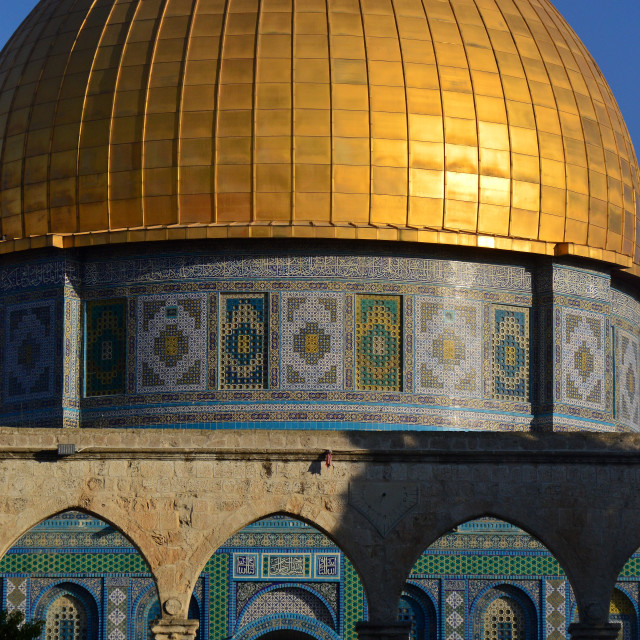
[0,0,639,273]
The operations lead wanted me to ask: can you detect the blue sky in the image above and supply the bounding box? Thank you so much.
[1,1,639,155]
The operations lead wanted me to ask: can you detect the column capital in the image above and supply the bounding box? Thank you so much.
[568,622,620,640]
[150,618,199,640]
[355,622,412,640]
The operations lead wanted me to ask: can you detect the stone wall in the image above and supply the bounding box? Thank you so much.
[1,427,640,629]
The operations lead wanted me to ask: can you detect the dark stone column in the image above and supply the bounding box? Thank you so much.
[355,622,411,640]
[568,623,620,640]
[150,618,199,640]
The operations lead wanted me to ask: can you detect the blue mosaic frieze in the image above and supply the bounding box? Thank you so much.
[5,245,640,432]
[81,402,533,430]
[237,586,335,631]
[560,308,607,411]
[550,265,611,300]
[414,297,482,398]
[616,329,640,430]
[612,289,640,326]
[82,251,532,291]
[280,292,344,390]
[3,299,56,402]
[0,256,80,293]
[233,615,339,640]
[220,294,267,390]
[85,299,127,397]
[490,306,529,402]
[136,294,207,393]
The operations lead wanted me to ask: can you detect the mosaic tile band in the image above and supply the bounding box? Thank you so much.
[1,248,638,432]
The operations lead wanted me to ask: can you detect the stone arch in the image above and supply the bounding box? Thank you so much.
[0,505,157,579]
[1,510,160,638]
[33,581,100,640]
[236,584,338,634]
[190,513,367,640]
[406,509,575,592]
[397,517,574,640]
[367,504,580,632]
[394,510,577,613]
[470,584,538,640]
[185,508,372,616]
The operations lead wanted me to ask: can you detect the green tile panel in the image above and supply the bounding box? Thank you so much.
[0,553,148,573]
[343,559,365,640]
[619,557,640,578]
[411,553,564,576]
[206,554,229,639]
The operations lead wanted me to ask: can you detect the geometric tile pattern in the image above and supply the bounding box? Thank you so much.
[106,580,128,640]
[45,593,89,640]
[220,294,267,389]
[0,553,148,574]
[204,554,229,640]
[444,584,465,640]
[63,295,81,403]
[545,580,566,640]
[483,595,525,640]
[561,309,606,410]
[85,299,127,397]
[343,559,364,640]
[355,295,401,391]
[610,590,635,640]
[491,306,529,401]
[411,554,564,576]
[616,329,640,429]
[238,587,334,629]
[137,294,207,392]
[4,300,56,401]
[5,577,27,617]
[415,297,481,397]
[280,292,344,389]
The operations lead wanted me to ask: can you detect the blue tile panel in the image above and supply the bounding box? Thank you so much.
[491,306,529,401]
[85,299,127,397]
[232,553,340,581]
[220,294,268,390]
[4,299,56,402]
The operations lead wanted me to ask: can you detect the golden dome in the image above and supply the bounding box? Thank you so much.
[0,0,638,271]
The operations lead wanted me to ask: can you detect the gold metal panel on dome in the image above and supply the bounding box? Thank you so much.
[0,0,638,274]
